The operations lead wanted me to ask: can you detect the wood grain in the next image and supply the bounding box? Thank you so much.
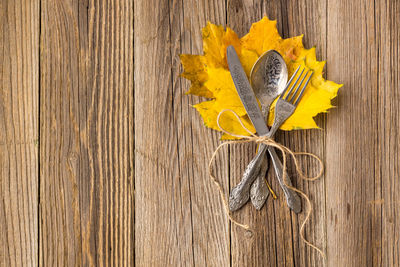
[325,0,377,265]
[134,0,231,265]
[377,3,400,265]
[40,0,133,265]
[1,0,400,266]
[179,1,231,266]
[0,0,39,266]
[326,0,400,266]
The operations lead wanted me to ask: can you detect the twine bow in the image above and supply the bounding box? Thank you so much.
[208,109,325,259]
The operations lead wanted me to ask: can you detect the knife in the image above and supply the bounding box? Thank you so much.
[226,45,301,213]
[226,48,269,137]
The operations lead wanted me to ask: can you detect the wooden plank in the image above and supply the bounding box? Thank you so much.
[226,2,276,267]
[2,0,397,266]
[325,0,378,265]
[134,0,230,265]
[376,1,399,266]
[276,1,328,266]
[40,0,134,265]
[179,1,231,266]
[0,0,39,266]
[227,1,327,266]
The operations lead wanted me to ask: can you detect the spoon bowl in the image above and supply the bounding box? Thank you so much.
[250,50,288,114]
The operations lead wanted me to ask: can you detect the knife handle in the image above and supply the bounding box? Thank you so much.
[268,147,302,213]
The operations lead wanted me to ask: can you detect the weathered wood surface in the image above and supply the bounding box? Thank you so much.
[39,0,134,266]
[1,0,39,266]
[1,0,399,266]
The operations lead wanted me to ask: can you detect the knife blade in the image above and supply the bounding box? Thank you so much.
[226,46,269,136]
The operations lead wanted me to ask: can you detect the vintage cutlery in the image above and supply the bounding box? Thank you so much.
[249,50,301,211]
[227,45,312,212]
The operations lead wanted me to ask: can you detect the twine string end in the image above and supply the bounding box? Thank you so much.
[209,109,326,259]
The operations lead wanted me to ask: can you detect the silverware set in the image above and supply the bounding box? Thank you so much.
[226,45,313,212]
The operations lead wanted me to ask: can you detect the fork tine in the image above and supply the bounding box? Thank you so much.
[279,66,301,99]
[283,67,305,100]
[293,71,313,106]
[288,70,311,103]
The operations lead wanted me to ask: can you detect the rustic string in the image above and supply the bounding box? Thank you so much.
[208,109,325,259]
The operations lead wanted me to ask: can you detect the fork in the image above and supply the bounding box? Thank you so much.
[229,66,313,212]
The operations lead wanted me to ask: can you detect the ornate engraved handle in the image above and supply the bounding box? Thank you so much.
[250,154,270,210]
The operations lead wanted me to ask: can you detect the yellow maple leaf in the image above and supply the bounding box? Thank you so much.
[180,17,342,139]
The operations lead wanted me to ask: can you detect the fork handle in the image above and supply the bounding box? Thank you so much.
[268,147,302,213]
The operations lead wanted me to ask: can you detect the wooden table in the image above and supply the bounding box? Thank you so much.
[1,0,399,266]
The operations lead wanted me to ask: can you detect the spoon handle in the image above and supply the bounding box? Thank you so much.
[268,147,302,213]
[250,153,270,210]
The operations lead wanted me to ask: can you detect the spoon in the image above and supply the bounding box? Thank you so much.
[249,50,301,212]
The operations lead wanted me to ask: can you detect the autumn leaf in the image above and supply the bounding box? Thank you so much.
[180,17,342,139]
